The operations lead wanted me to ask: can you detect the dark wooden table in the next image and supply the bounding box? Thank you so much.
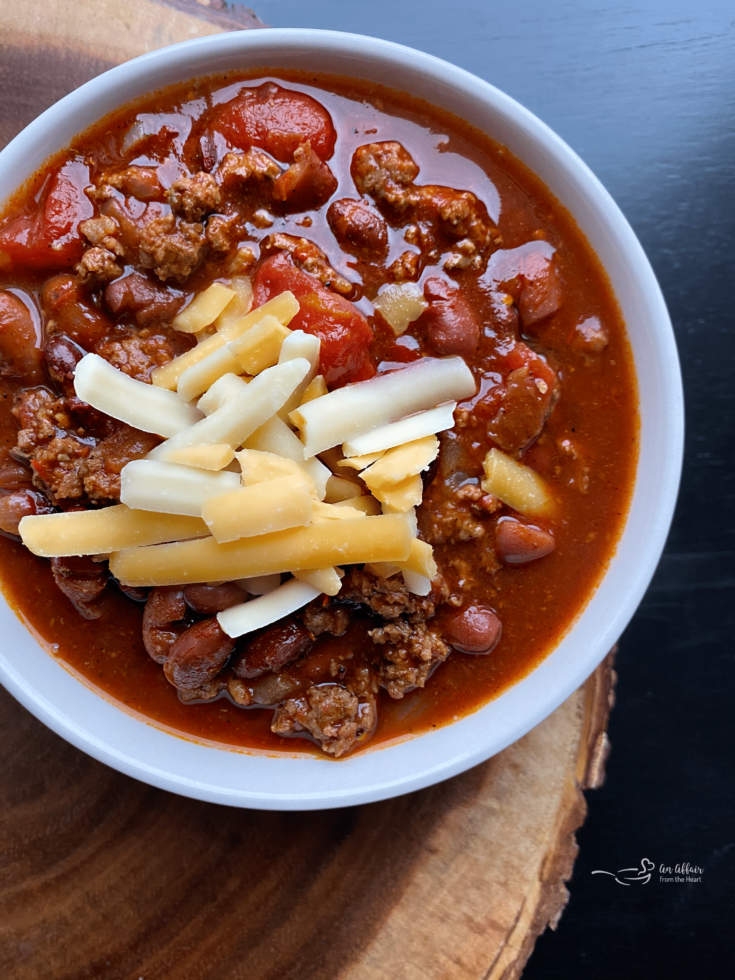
[250,0,735,973]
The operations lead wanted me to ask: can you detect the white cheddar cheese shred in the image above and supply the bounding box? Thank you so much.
[218,579,322,639]
[120,460,240,517]
[291,357,475,457]
[74,354,203,438]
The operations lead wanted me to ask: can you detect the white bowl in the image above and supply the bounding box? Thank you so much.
[0,29,683,809]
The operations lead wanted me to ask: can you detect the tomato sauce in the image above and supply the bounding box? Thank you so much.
[0,71,638,756]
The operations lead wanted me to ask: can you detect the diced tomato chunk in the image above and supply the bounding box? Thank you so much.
[253,253,375,388]
[0,160,93,271]
[506,342,557,392]
[207,82,337,163]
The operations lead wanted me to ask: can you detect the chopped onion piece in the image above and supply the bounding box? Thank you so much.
[343,403,456,457]
[218,579,322,639]
[74,354,202,438]
[291,357,475,457]
[373,282,428,335]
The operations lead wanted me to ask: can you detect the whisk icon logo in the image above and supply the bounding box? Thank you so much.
[591,857,655,885]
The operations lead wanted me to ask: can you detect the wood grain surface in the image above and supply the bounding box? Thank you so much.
[0,3,616,977]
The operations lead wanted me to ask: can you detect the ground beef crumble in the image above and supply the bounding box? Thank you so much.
[369,619,451,698]
[271,683,377,757]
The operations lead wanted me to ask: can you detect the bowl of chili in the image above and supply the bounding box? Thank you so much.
[0,29,683,808]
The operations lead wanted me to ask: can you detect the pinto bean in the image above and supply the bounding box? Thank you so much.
[50,555,108,619]
[423,277,480,356]
[164,618,235,691]
[233,616,314,680]
[0,291,44,384]
[142,585,186,664]
[0,488,53,535]
[327,199,388,255]
[495,517,555,564]
[440,604,502,654]
[183,582,246,615]
[43,335,86,393]
[41,275,113,348]
[272,142,338,212]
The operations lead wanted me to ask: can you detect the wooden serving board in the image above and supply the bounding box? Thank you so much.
[0,4,617,977]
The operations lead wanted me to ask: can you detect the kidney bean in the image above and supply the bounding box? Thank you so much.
[440,604,502,654]
[0,291,44,384]
[183,582,246,615]
[164,618,235,691]
[42,275,113,348]
[495,517,555,564]
[50,555,108,619]
[0,454,33,492]
[233,616,314,680]
[327,198,388,255]
[423,276,480,356]
[104,272,184,328]
[0,488,53,535]
[142,586,187,664]
[43,335,86,393]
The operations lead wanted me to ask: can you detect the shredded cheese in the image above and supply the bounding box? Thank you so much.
[369,474,424,511]
[165,444,236,471]
[120,460,240,516]
[343,403,456,457]
[152,291,299,390]
[217,578,322,639]
[110,515,414,586]
[202,475,314,543]
[19,506,209,558]
[173,283,235,333]
[177,346,243,403]
[293,566,344,596]
[360,436,439,491]
[229,314,291,375]
[150,358,310,461]
[74,354,202,437]
[214,276,252,330]
[197,373,248,415]
[291,356,475,457]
